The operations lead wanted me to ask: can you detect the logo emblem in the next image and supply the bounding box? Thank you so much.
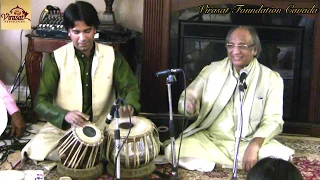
[1,5,31,22]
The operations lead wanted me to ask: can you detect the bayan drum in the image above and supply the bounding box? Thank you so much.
[58,123,104,169]
[105,116,160,177]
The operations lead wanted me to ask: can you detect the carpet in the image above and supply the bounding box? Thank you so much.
[15,135,320,180]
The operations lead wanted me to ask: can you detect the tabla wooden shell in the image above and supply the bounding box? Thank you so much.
[58,123,104,169]
[105,116,160,169]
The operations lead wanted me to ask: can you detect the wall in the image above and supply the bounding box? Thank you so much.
[0,0,143,85]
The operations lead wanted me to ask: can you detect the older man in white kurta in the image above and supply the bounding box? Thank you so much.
[164,26,294,172]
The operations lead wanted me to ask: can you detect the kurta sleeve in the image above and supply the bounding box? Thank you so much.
[0,80,19,115]
[252,71,284,144]
[34,53,69,129]
[178,66,209,117]
[113,50,141,114]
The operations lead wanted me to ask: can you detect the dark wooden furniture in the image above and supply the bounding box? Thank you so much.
[142,0,320,136]
[25,34,139,122]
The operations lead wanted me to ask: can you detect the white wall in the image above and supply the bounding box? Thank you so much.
[0,0,143,85]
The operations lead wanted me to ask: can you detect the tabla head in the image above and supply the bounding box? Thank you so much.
[119,122,134,129]
[74,123,104,146]
[83,126,97,137]
[108,116,154,137]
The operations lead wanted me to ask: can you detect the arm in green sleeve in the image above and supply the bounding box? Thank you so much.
[34,53,70,130]
[113,50,141,114]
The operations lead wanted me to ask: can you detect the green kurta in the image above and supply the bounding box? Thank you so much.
[34,44,140,130]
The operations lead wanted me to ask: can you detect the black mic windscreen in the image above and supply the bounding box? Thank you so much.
[155,69,171,77]
[155,68,183,77]
[106,103,118,124]
[239,69,248,82]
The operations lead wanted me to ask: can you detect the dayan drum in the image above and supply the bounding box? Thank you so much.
[58,123,104,169]
[105,116,161,169]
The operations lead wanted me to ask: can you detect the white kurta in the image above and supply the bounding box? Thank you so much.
[165,57,294,170]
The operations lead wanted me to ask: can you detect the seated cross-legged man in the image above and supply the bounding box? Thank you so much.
[21,1,140,163]
[164,26,294,172]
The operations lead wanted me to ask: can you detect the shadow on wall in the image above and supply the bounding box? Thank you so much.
[0,30,30,85]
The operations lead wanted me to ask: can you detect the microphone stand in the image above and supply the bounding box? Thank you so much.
[113,106,121,180]
[231,81,246,180]
[166,74,179,179]
[10,60,26,94]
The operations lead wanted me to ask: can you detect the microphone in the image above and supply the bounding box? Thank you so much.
[106,99,120,124]
[155,68,183,77]
[239,69,248,84]
[239,69,248,90]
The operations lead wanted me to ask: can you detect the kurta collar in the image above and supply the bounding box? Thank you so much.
[231,58,256,85]
[74,43,96,60]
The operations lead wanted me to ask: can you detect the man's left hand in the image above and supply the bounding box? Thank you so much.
[10,111,26,137]
[119,105,134,117]
[242,138,263,171]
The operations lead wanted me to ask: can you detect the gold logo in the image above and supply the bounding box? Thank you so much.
[1,5,31,22]
[1,0,31,30]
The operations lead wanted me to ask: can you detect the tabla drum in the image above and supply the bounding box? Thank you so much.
[58,123,104,169]
[105,116,160,177]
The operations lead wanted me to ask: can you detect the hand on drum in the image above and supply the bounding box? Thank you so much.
[118,105,134,118]
[65,110,90,127]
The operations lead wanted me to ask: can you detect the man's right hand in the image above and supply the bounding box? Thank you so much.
[65,110,90,127]
[186,96,197,114]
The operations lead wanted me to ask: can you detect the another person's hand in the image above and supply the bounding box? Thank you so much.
[185,96,196,114]
[10,111,26,137]
[242,141,260,172]
[65,110,90,127]
[119,105,134,117]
